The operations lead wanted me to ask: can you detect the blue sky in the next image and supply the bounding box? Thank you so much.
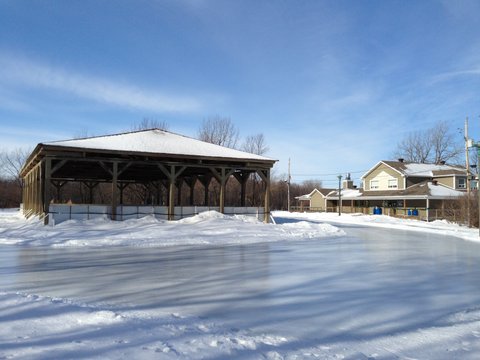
[1,0,480,187]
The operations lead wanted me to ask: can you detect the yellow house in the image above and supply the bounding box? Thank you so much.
[295,188,335,212]
[296,159,468,221]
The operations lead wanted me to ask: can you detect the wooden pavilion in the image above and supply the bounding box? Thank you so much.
[20,129,277,224]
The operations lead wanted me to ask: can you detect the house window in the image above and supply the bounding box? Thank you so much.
[458,178,466,189]
[388,179,398,189]
[370,180,379,190]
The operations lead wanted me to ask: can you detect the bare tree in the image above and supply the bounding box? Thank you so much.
[393,120,462,164]
[0,148,30,207]
[197,115,239,148]
[242,134,269,155]
[132,118,169,131]
[0,148,30,186]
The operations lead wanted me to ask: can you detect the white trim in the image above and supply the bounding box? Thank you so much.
[361,160,404,180]
[370,179,379,190]
[388,178,398,189]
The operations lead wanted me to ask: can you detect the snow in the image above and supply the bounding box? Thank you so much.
[428,182,465,197]
[0,209,344,247]
[44,129,274,161]
[275,210,480,242]
[403,163,463,177]
[2,208,480,359]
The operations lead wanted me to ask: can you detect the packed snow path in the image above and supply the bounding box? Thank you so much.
[1,209,480,359]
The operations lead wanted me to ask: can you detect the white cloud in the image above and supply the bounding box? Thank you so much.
[430,68,480,84]
[0,53,205,113]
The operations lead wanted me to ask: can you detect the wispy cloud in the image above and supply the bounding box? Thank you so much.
[430,67,480,84]
[0,53,205,113]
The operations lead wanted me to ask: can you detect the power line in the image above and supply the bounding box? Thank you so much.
[292,170,368,177]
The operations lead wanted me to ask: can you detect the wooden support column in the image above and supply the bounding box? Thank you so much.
[43,157,52,224]
[26,171,31,216]
[234,172,249,207]
[119,183,129,205]
[111,161,118,220]
[186,176,197,206]
[35,165,41,215]
[158,164,186,220]
[257,169,271,223]
[168,173,175,220]
[52,180,67,203]
[177,178,183,205]
[198,175,212,206]
[210,168,234,214]
[84,181,99,204]
[26,171,31,215]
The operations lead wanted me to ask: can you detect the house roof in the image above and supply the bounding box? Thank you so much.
[327,180,464,200]
[41,128,275,162]
[362,160,466,179]
[295,188,335,200]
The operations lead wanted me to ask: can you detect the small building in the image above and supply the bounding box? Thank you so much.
[295,188,335,212]
[295,159,468,221]
[20,129,277,224]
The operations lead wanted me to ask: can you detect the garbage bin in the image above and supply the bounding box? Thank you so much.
[407,209,412,216]
[412,209,418,216]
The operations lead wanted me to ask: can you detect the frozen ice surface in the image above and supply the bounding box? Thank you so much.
[1,209,480,358]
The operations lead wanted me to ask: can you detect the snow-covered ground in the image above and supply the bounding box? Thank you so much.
[1,208,480,359]
[0,209,343,247]
[275,210,480,243]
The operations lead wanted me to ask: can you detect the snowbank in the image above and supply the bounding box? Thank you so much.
[274,211,480,243]
[0,291,288,360]
[2,290,480,359]
[0,209,344,247]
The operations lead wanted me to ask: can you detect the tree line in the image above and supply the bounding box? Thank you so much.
[1,118,475,223]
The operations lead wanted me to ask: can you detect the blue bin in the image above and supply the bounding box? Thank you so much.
[412,209,418,216]
[407,209,412,216]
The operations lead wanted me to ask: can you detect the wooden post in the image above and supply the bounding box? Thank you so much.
[264,169,271,223]
[256,169,271,223]
[36,165,41,215]
[168,166,175,220]
[219,168,226,214]
[177,178,183,206]
[186,176,197,206]
[157,164,186,220]
[197,175,212,207]
[43,158,52,224]
[209,168,234,214]
[234,172,249,207]
[111,161,118,220]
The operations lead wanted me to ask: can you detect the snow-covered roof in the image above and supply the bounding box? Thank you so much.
[326,188,363,199]
[325,180,464,200]
[362,160,466,179]
[401,163,465,177]
[295,188,336,200]
[42,129,275,162]
[426,182,465,198]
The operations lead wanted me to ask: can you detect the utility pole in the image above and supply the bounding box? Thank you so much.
[287,158,291,212]
[465,117,471,227]
[338,174,342,216]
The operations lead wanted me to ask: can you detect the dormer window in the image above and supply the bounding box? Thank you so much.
[458,178,466,189]
[388,179,398,189]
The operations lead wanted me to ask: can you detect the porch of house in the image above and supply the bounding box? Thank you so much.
[293,198,463,223]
